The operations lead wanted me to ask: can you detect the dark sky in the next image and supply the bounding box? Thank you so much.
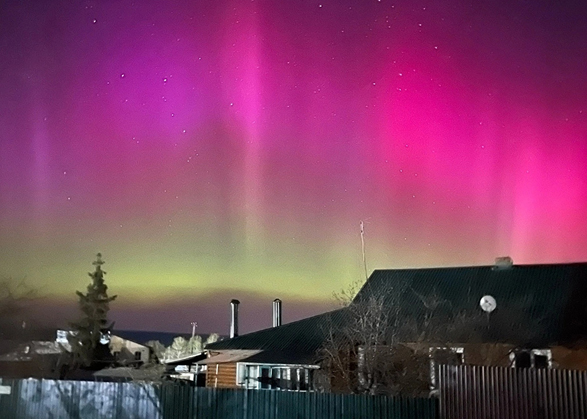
[1,0,587,334]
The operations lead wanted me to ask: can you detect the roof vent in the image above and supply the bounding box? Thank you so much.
[494,256,513,269]
[230,299,240,339]
[272,299,282,328]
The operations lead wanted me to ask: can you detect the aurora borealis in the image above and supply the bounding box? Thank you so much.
[1,0,587,334]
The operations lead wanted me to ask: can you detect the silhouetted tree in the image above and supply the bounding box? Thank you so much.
[68,253,117,368]
[0,278,37,340]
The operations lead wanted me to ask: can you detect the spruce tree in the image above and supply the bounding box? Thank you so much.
[69,253,117,368]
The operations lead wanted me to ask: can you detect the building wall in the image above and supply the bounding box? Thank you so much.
[109,336,150,364]
[206,363,238,388]
[461,343,514,367]
[443,343,587,370]
[404,342,515,368]
[551,346,587,370]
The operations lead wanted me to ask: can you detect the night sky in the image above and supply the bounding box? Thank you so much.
[1,0,587,334]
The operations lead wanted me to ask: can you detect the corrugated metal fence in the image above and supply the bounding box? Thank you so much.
[0,378,438,419]
[439,364,587,419]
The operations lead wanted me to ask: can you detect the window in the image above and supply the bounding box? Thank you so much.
[237,364,246,386]
[241,365,264,389]
[244,365,259,389]
[134,351,142,361]
[271,368,281,388]
[290,368,299,390]
[299,369,307,391]
[238,364,314,391]
[534,354,549,369]
[174,365,189,373]
[56,330,69,344]
[511,349,551,369]
[282,368,290,390]
[514,351,531,368]
[260,367,271,389]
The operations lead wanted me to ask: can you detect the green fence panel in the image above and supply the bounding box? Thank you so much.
[0,377,438,419]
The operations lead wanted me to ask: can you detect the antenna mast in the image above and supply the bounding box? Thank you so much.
[360,220,368,281]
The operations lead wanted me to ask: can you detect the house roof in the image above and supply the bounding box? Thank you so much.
[354,262,587,347]
[93,366,165,381]
[199,350,263,364]
[205,308,349,365]
[206,262,587,363]
[110,335,149,349]
[163,352,207,365]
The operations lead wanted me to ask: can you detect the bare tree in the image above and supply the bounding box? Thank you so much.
[317,278,540,397]
[162,333,218,362]
[319,278,422,396]
[146,340,167,362]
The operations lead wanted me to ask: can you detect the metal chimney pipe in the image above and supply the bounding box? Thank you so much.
[272,298,282,328]
[230,299,240,338]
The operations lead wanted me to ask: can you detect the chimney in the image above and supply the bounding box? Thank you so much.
[494,256,514,269]
[230,299,240,338]
[272,298,282,328]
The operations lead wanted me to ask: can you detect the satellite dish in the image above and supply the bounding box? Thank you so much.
[480,295,497,313]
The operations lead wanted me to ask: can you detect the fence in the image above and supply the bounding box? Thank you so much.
[438,364,587,419]
[0,378,438,419]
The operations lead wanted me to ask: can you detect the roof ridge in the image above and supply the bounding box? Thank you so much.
[371,261,587,272]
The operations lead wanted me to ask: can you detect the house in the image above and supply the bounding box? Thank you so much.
[203,259,587,392]
[352,258,587,370]
[0,340,69,379]
[163,352,208,385]
[56,329,151,366]
[203,300,347,391]
[203,343,323,391]
[109,335,150,365]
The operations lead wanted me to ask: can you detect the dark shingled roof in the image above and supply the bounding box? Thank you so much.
[206,262,587,363]
[206,308,349,365]
[357,262,587,347]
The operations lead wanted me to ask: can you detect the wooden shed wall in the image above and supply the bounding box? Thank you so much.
[461,343,514,367]
[454,343,587,370]
[552,346,587,370]
[205,363,238,388]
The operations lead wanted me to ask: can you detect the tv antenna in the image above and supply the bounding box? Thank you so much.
[360,220,369,281]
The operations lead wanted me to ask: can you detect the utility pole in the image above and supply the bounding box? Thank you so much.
[191,322,198,339]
